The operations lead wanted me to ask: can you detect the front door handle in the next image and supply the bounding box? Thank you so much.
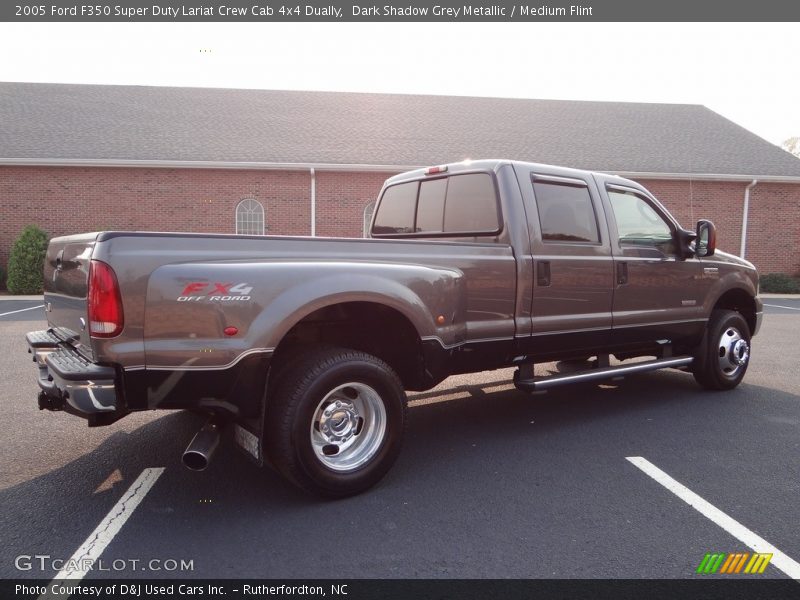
[617,261,628,285]
[537,261,551,287]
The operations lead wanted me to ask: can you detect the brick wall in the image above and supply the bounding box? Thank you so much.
[315,171,393,238]
[643,179,800,275]
[0,166,312,269]
[743,183,800,275]
[640,179,745,254]
[1,166,798,279]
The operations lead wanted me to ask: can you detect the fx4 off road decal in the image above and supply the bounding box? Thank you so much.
[177,282,253,302]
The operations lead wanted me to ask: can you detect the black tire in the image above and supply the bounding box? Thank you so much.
[264,346,407,497]
[692,309,752,390]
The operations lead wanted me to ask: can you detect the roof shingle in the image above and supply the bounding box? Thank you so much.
[2,82,800,177]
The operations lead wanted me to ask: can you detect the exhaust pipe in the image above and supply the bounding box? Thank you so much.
[182,420,221,471]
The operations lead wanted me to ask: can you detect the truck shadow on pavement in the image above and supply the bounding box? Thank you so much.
[2,369,797,578]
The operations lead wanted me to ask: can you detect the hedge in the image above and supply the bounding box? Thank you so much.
[6,226,49,295]
[759,273,800,294]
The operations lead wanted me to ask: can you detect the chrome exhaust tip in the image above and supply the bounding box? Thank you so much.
[182,420,221,471]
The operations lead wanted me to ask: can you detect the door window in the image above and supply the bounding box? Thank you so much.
[607,190,676,254]
[533,180,600,243]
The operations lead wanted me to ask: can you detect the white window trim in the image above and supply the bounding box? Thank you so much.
[236,198,265,235]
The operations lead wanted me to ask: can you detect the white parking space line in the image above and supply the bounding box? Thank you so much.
[39,467,165,596]
[626,456,800,580]
[764,303,800,311]
[0,304,44,317]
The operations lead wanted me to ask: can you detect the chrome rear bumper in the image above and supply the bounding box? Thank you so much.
[26,329,117,415]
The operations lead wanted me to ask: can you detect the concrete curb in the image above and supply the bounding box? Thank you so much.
[760,294,800,300]
[0,295,44,302]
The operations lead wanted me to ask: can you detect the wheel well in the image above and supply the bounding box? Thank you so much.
[713,288,757,335]
[272,301,427,390]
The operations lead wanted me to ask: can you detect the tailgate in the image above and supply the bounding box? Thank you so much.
[43,233,99,359]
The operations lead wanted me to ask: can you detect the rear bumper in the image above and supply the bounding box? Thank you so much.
[26,329,121,420]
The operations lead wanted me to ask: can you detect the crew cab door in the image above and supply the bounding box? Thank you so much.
[600,182,708,344]
[518,168,615,358]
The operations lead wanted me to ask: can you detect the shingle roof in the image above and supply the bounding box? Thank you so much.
[2,82,800,177]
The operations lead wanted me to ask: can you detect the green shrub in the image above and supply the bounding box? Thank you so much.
[6,226,49,295]
[759,273,800,294]
[0,264,6,290]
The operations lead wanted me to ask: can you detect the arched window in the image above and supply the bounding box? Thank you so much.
[236,199,265,235]
[363,201,376,237]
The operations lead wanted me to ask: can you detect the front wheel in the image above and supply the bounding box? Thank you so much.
[264,347,407,497]
[692,309,752,390]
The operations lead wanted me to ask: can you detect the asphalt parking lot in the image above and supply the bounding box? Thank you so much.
[1,298,798,580]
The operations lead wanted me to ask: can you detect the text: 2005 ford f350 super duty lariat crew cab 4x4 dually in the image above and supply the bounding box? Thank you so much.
[26,159,762,496]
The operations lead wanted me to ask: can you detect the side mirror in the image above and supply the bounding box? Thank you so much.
[696,219,716,257]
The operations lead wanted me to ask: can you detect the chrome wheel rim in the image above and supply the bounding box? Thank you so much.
[310,382,387,472]
[717,326,749,378]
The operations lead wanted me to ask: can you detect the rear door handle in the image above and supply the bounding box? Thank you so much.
[537,261,551,287]
[617,261,628,285]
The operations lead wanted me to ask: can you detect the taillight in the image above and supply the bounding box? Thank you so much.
[88,260,124,338]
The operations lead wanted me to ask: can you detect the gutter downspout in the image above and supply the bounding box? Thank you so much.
[310,167,316,237]
[739,179,757,258]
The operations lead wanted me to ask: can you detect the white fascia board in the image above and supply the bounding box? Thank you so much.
[0,157,418,173]
[612,170,800,184]
[2,158,800,183]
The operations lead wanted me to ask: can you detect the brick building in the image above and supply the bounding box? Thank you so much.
[2,82,800,277]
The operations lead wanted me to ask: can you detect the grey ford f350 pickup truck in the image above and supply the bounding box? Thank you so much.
[26,159,762,496]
